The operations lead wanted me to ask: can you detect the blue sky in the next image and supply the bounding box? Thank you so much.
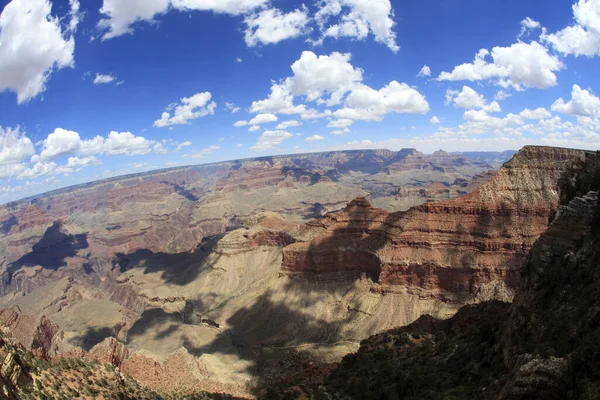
[1,0,600,202]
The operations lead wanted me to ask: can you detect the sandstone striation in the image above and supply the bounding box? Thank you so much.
[283,146,592,303]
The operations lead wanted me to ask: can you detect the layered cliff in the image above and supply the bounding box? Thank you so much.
[283,146,592,304]
[263,156,600,399]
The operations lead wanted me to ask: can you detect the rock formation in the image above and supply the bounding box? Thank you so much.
[261,151,600,399]
[283,146,592,302]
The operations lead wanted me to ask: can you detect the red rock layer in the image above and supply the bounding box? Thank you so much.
[283,146,592,298]
[0,308,63,359]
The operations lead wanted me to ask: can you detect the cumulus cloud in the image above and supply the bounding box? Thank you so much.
[249,125,261,132]
[330,128,350,135]
[18,161,57,180]
[315,0,399,52]
[0,0,79,103]
[417,65,431,77]
[93,73,116,85]
[552,84,600,117]
[494,90,512,101]
[251,130,293,150]
[36,128,182,162]
[327,118,354,128]
[98,0,269,40]
[337,81,430,120]
[249,82,308,115]
[430,116,441,124]
[40,128,82,161]
[244,7,310,46]
[446,86,501,112]
[225,102,241,113]
[541,0,600,57]
[0,126,35,166]
[249,113,278,125]
[0,163,27,179]
[54,156,102,175]
[437,42,563,90]
[234,120,248,127]
[250,51,428,126]
[276,120,301,129]
[447,107,552,136]
[250,51,363,114]
[305,134,325,142]
[154,92,217,127]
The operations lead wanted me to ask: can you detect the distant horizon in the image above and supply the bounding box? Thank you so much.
[0,146,525,206]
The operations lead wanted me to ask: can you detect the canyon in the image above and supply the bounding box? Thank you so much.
[0,146,592,398]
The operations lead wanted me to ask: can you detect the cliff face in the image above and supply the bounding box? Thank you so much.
[283,146,592,303]
[264,153,600,399]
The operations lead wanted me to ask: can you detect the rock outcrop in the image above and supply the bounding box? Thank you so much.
[262,151,600,398]
[0,308,66,359]
[0,336,31,400]
[282,146,592,303]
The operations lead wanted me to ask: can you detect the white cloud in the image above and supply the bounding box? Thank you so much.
[100,131,155,156]
[176,141,192,151]
[338,81,430,120]
[0,126,35,165]
[276,120,301,129]
[301,109,333,120]
[430,116,441,124]
[0,163,27,179]
[330,128,350,135]
[186,145,220,159]
[541,0,600,57]
[305,134,325,142]
[251,130,293,150]
[18,161,57,180]
[249,113,278,125]
[494,90,512,101]
[236,57,243,63]
[443,107,552,136]
[552,84,600,117]
[315,0,399,52]
[438,42,564,90]
[225,102,241,113]
[249,82,307,115]
[417,65,431,77]
[234,120,249,127]
[446,86,501,112]
[93,73,116,85]
[250,51,363,114]
[249,125,261,132]
[244,7,310,46]
[98,0,269,40]
[327,118,354,128]
[287,51,363,106]
[36,128,174,160]
[518,17,541,39]
[153,92,216,127]
[54,156,101,175]
[251,51,427,126]
[40,128,82,161]
[0,0,79,103]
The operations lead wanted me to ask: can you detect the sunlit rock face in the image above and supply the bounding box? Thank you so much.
[284,146,592,302]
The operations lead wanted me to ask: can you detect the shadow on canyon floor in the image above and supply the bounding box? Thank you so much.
[6,221,88,284]
[113,234,224,286]
[70,326,116,351]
